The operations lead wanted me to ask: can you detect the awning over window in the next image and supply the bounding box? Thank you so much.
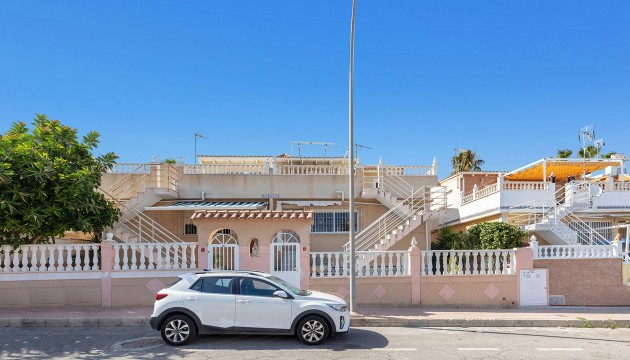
[279,201,342,207]
[145,201,266,211]
[504,158,623,181]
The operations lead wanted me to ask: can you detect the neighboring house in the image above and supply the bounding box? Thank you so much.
[99,154,445,286]
[439,156,630,246]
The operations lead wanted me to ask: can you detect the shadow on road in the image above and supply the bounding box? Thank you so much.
[187,328,389,351]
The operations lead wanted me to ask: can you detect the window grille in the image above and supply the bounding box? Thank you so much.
[568,221,612,244]
[184,223,197,235]
[311,211,359,234]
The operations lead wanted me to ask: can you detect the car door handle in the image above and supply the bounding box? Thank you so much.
[185,296,199,301]
[237,299,250,304]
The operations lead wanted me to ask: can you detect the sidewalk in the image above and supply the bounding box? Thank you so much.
[1,306,629,328]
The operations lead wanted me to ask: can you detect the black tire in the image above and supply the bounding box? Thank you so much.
[160,314,197,346]
[296,315,329,345]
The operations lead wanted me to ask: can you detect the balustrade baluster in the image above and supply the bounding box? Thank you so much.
[122,245,130,270]
[386,252,393,276]
[325,253,332,277]
[335,253,342,277]
[310,254,317,278]
[11,248,20,272]
[176,245,183,269]
[91,245,99,270]
[420,252,426,276]
[143,243,152,270]
[164,245,172,270]
[492,251,501,275]
[113,245,121,270]
[82,245,90,271]
[155,245,163,270]
[457,251,464,275]
[20,247,29,272]
[182,244,189,269]
[190,244,197,269]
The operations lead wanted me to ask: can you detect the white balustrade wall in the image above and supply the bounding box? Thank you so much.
[113,243,197,270]
[503,181,549,191]
[310,251,409,278]
[0,244,100,272]
[421,250,515,276]
[183,164,267,175]
[276,165,350,176]
[535,245,620,259]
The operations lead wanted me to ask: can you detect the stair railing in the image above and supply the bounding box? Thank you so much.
[344,187,431,252]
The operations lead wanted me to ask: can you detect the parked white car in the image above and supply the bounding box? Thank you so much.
[150,270,350,346]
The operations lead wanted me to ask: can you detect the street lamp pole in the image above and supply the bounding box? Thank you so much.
[348,0,357,313]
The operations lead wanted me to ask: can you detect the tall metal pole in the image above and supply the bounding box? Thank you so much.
[348,0,357,313]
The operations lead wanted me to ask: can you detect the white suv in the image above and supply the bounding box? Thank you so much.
[150,270,350,346]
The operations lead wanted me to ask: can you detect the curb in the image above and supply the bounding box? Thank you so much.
[350,317,630,328]
[1,316,629,328]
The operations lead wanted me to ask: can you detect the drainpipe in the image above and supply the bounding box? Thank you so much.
[201,191,206,201]
[335,190,345,202]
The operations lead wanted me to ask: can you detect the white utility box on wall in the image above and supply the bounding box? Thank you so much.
[519,269,548,306]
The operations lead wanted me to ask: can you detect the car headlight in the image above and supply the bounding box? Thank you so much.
[327,304,348,312]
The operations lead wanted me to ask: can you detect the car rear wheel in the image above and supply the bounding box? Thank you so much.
[161,314,197,346]
[296,315,329,345]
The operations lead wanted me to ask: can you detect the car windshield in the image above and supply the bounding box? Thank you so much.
[266,276,311,296]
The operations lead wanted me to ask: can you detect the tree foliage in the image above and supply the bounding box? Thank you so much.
[0,115,121,245]
[555,149,572,158]
[451,150,484,175]
[466,222,526,249]
[433,222,526,250]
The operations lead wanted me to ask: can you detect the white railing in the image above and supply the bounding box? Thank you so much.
[113,243,197,270]
[106,163,178,200]
[310,251,409,278]
[461,183,499,205]
[503,181,549,191]
[420,250,515,276]
[276,165,349,175]
[183,164,267,175]
[107,163,151,174]
[535,245,620,259]
[0,244,100,272]
[381,166,434,176]
[613,182,630,191]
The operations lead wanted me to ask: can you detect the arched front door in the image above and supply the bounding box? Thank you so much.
[208,229,239,271]
[270,231,300,287]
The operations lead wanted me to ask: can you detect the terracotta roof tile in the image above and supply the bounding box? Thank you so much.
[191,210,314,221]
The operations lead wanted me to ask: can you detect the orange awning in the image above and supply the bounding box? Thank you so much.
[504,158,623,181]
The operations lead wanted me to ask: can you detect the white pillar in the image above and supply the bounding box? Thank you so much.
[529,235,539,259]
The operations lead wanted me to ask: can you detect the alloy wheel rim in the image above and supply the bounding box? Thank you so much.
[301,320,324,343]
[165,319,190,343]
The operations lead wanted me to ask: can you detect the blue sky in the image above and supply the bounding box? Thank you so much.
[1,1,629,179]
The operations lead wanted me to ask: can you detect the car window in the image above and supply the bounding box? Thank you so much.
[239,278,280,297]
[190,277,233,295]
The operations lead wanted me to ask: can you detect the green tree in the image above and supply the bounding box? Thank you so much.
[556,149,572,158]
[433,226,470,250]
[578,145,599,158]
[466,222,527,250]
[451,150,484,175]
[0,115,121,245]
[601,151,617,159]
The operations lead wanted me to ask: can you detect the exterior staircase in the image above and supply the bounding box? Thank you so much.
[509,182,608,245]
[343,170,447,252]
[101,163,182,246]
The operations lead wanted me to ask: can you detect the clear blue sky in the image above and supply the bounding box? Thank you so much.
[1,1,629,179]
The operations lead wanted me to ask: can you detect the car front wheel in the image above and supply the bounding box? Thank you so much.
[161,314,197,346]
[296,315,329,345]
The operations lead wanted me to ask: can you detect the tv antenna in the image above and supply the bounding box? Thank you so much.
[354,143,372,160]
[194,133,209,164]
[290,141,335,163]
[578,124,599,159]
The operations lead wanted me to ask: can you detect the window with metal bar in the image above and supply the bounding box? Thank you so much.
[311,211,359,234]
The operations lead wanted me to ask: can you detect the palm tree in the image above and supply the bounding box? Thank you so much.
[578,145,598,158]
[451,150,484,174]
[556,149,572,158]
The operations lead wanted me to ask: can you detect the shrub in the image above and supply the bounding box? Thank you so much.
[467,222,526,250]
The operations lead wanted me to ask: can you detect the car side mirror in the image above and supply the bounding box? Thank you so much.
[273,290,288,299]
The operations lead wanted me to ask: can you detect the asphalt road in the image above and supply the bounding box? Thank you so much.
[2,326,630,359]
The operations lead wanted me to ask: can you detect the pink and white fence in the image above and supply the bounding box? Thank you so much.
[421,249,515,276]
